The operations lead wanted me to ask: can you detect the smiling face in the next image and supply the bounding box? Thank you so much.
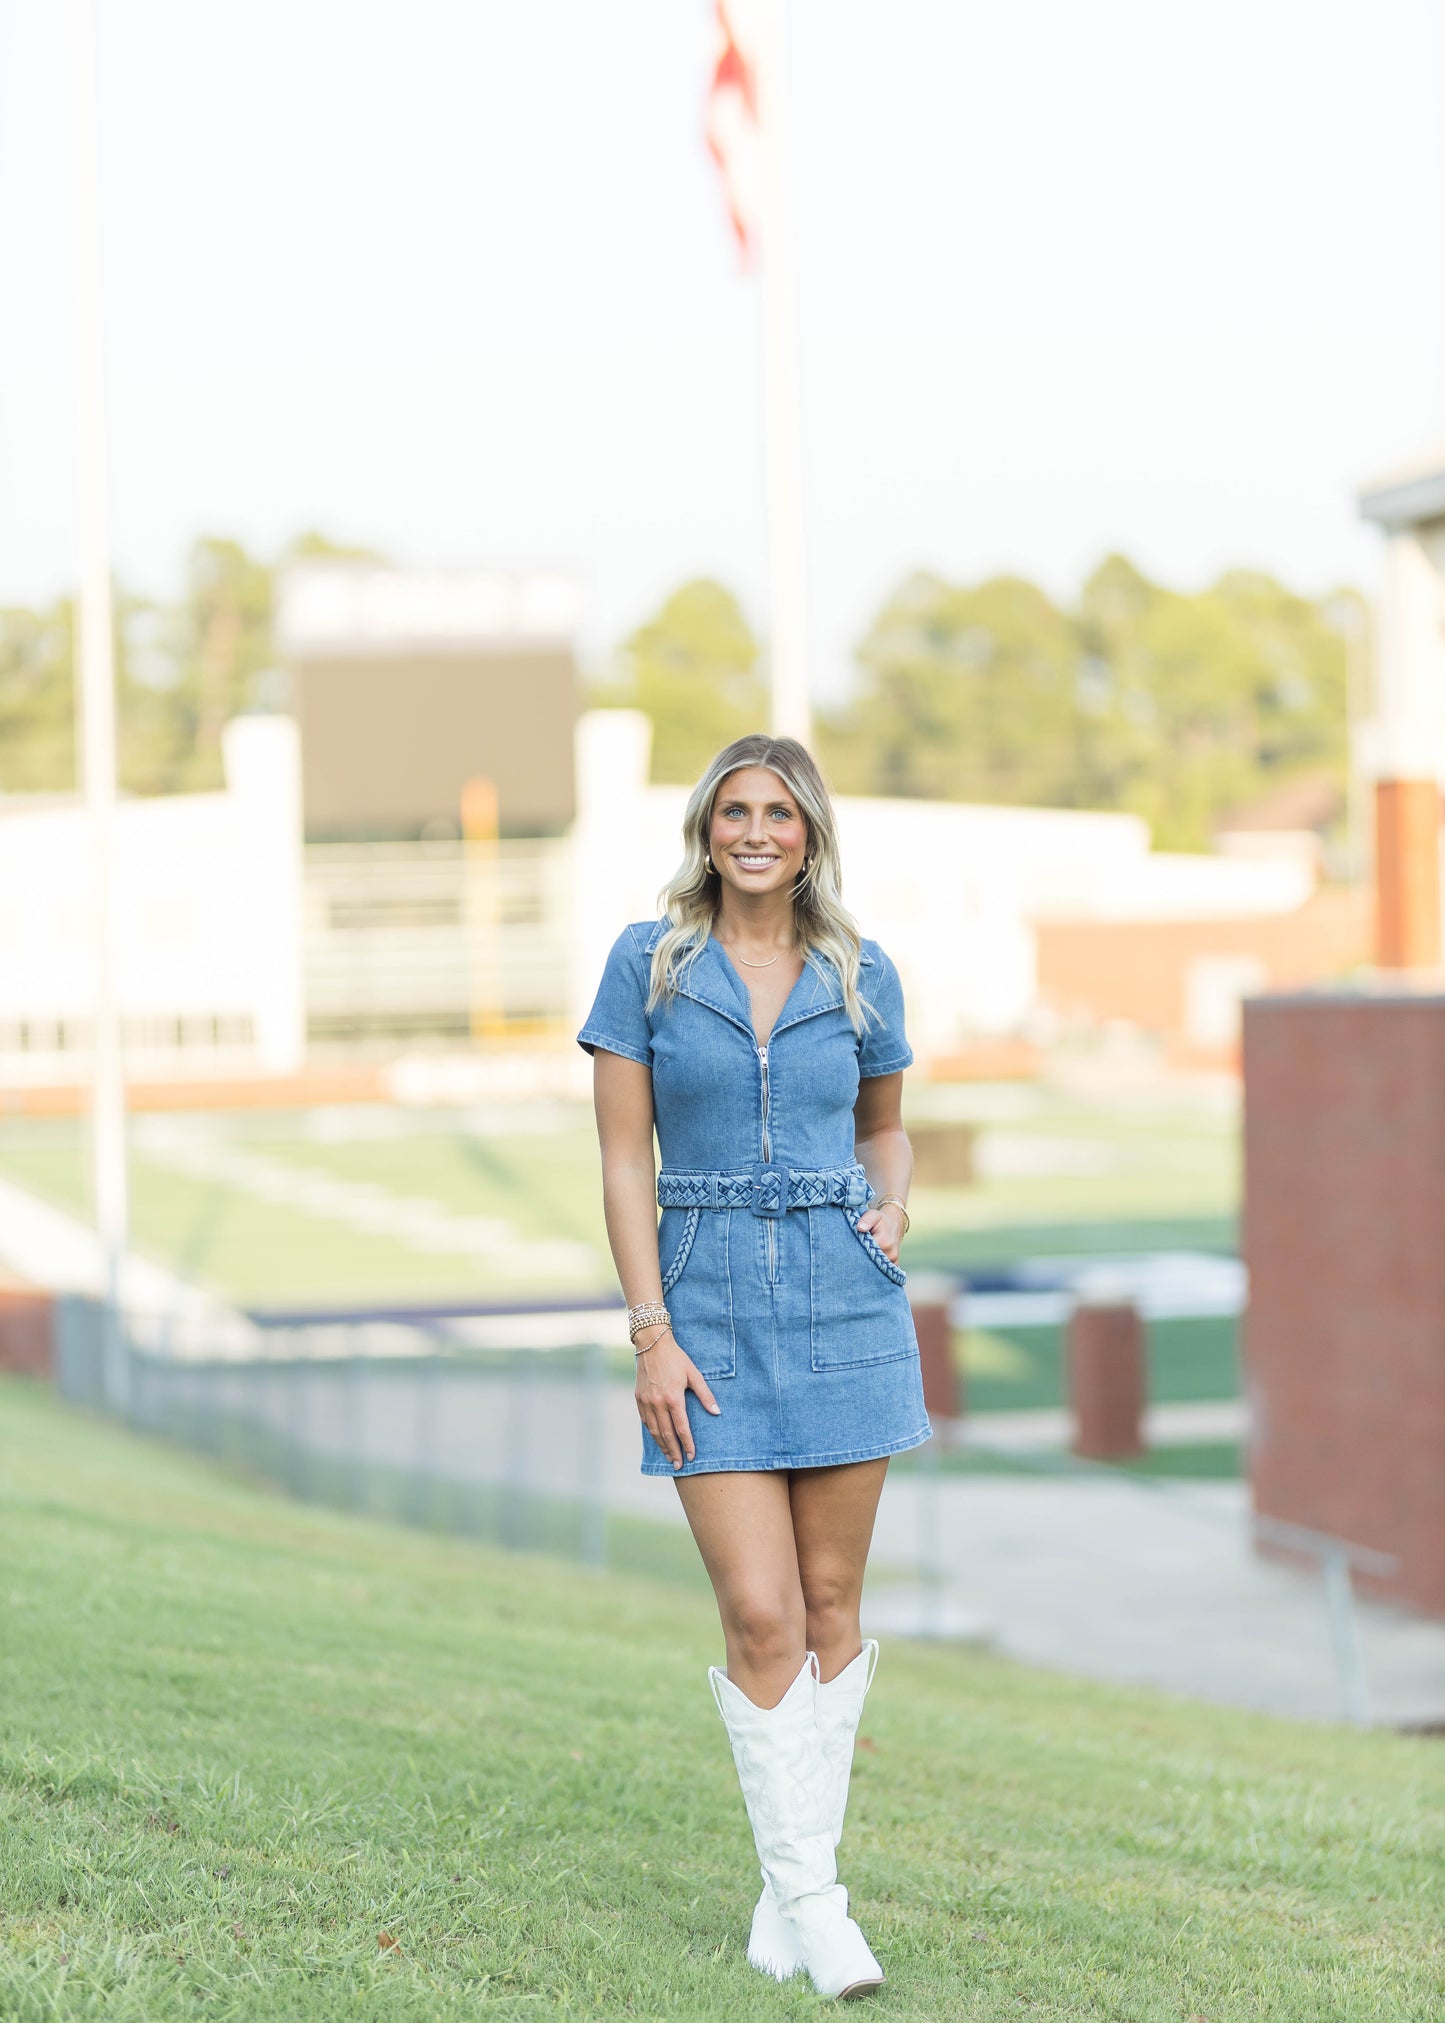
[707,767,810,899]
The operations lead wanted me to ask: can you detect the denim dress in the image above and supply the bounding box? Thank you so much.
[579,920,933,1476]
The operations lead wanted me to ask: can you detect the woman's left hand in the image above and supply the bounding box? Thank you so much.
[856,1200,906,1264]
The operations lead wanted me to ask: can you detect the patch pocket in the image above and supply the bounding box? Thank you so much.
[661,1208,737,1379]
[808,1207,916,1370]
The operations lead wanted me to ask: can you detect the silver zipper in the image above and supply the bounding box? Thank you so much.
[759,1044,776,1282]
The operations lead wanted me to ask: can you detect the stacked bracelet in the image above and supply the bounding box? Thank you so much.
[873,1194,911,1236]
[627,1300,671,1343]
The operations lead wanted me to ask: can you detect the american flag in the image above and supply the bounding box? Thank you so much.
[705,0,765,266]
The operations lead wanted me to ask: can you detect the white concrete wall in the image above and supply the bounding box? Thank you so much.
[0,716,304,1080]
[570,710,1318,1055]
[1360,525,1445,784]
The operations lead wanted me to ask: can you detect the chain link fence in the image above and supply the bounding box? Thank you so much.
[55,1296,609,1568]
[47,1292,1445,1729]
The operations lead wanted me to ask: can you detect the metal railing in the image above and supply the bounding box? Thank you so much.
[1251,1512,1399,1727]
[886,1425,1404,1729]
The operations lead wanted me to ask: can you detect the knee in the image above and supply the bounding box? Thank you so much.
[725,1589,805,1670]
[800,1565,856,1638]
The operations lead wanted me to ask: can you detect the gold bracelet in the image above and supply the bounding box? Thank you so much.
[634,1325,673,1357]
[873,1194,910,1236]
[627,1299,671,1342]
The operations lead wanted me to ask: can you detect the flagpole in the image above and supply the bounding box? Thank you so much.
[752,0,811,746]
[67,0,130,1411]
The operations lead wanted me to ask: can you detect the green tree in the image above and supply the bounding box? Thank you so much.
[0,600,75,794]
[827,555,1354,852]
[0,535,285,801]
[165,537,276,791]
[820,572,1084,805]
[281,529,388,567]
[597,579,765,783]
[1075,556,1351,848]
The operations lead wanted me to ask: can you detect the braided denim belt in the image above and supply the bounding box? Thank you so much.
[656,1162,873,1219]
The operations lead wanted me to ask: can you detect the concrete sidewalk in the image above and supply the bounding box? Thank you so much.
[604,1386,1445,1728]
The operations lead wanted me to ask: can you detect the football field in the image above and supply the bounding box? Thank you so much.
[0,1081,1238,1310]
[0,1082,1243,1441]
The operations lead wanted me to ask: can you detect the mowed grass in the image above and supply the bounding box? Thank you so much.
[0,1085,1237,1310]
[2,1381,1442,2021]
[0,1118,610,1307]
[892,1441,1245,1484]
[956,1316,1240,1416]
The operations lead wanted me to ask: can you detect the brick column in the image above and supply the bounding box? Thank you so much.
[1068,1297,1144,1461]
[908,1271,961,1420]
[1375,778,1441,968]
[0,1288,54,1379]
[1243,993,1445,1618]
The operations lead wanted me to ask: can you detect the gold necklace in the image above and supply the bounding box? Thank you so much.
[724,940,795,969]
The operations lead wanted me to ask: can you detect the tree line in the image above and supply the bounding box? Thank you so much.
[1,541,1359,853]
[0,533,370,800]
[604,560,1361,851]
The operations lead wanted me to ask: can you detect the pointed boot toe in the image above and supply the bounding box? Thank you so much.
[793,1911,884,2000]
[793,1909,882,1990]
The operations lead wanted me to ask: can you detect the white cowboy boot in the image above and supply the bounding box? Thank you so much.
[745,1640,881,1983]
[710,1650,884,2000]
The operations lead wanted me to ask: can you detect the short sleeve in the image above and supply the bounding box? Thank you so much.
[577,925,654,1066]
[857,944,914,1077]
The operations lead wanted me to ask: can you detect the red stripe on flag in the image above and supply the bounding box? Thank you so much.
[705,0,759,264]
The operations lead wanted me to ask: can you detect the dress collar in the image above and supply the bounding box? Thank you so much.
[644,920,846,1038]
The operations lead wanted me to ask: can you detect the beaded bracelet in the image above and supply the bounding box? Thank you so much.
[627,1299,671,1343]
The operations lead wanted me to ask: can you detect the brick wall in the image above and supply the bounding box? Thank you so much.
[1036,888,1370,1044]
[0,1287,54,1379]
[1241,994,1445,1618]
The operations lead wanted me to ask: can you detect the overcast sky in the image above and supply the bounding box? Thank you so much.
[1,0,1442,696]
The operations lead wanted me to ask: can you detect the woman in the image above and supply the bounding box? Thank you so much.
[578,734,930,2001]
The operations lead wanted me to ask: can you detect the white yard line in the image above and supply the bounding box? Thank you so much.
[0,1171,256,1346]
[140,1138,598,1280]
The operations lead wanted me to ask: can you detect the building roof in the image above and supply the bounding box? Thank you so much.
[1358,444,1445,530]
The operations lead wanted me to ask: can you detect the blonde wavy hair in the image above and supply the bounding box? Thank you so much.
[647,734,877,1034]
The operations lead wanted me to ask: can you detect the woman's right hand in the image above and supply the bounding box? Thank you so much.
[634,1329,720,1470]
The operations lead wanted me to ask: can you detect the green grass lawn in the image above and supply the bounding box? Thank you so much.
[958,1315,1239,1416]
[907,1215,1238,1273]
[0,1084,1238,1310]
[2,1379,1442,2021]
[0,1118,610,1307]
[894,1441,1244,1483]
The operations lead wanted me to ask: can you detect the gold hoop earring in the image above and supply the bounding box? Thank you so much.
[704,854,714,874]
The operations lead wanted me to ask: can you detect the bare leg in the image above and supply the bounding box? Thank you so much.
[789,1458,889,1683]
[674,1470,806,1708]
